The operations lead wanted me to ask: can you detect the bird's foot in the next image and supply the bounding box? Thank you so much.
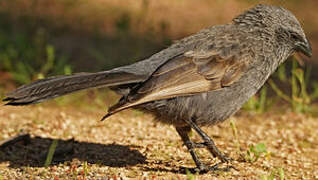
[180,164,219,174]
[183,141,207,148]
[203,143,232,163]
[189,163,233,174]
[184,141,232,163]
[216,153,232,163]
[195,163,219,173]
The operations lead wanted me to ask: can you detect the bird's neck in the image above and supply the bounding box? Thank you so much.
[246,36,293,92]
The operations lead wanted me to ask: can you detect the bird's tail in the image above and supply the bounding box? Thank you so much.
[3,70,146,105]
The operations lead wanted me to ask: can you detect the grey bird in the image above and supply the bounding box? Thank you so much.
[3,4,312,172]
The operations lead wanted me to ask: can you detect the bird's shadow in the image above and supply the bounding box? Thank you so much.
[0,134,147,168]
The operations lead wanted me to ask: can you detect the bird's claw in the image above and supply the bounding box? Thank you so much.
[218,154,232,163]
[195,163,219,173]
[193,163,234,173]
[183,141,207,148]
[183,141,232,163]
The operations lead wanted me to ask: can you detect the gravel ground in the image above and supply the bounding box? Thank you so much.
[0,93,318,179]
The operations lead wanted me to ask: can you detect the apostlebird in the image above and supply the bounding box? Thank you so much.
[3,4,312,171]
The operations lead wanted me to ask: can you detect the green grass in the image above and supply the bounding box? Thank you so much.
[0,14,72,85]
[269,58,313,113]
[245,143,268,163]
[230,118,240,152]
[243,86,269,113]
[244,56,318,114]
[44,139,58,167]
[260,167,285,180]
[185,169,198,180]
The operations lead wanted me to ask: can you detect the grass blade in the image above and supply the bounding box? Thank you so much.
[44,139,58,167]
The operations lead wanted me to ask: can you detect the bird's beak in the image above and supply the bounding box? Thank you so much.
[295,39,312,57]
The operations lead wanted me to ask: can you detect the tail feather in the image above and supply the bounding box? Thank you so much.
[3,70,146,105]
[100,97,132,121]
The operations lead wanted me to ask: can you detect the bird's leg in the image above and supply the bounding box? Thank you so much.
[184,119,229,163]
[176,126,208,171]
[188,142,207,148]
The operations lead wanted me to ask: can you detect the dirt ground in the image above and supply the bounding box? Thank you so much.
[0,91,318,179]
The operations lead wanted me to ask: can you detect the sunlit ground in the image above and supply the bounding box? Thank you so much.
[0,90,317,179]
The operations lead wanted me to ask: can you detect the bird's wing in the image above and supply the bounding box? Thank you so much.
[102,42,250,119]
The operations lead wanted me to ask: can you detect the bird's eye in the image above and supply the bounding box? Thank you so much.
[290,33,301,41]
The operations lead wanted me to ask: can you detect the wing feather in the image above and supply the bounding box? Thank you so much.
[104,46,250,117]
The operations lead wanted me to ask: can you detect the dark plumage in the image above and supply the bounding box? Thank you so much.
[3,4,312,172]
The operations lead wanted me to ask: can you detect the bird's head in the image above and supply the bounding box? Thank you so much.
[233,4,312,58]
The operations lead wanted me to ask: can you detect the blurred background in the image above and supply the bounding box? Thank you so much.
[0,0,318,113]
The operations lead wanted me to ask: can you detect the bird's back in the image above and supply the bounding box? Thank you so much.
[133,24,283,127]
